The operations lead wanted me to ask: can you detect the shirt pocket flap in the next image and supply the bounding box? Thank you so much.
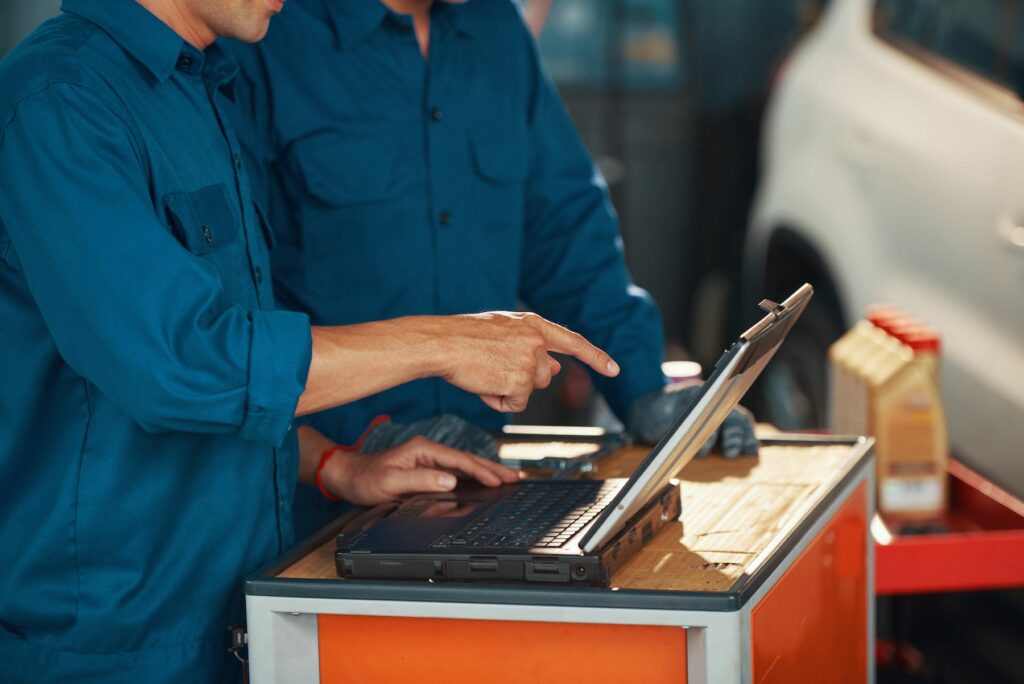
[290,130,401,206]
[163,184,240,256]
[470,122,529,185]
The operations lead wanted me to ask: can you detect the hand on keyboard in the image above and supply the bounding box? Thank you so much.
[321,436,520,506]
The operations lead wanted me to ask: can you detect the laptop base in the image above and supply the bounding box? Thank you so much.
[336,483,680,587]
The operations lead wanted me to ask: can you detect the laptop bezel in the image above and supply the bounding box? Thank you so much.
[578,284,814,553]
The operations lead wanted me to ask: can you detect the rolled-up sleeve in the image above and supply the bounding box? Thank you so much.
[0,83,310,446]
[241,309,311,442]
[517,30,667,419]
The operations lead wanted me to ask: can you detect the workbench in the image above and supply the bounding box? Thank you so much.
[245,433,875,683]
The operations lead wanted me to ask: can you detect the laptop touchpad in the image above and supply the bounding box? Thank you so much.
[396,495,487,519]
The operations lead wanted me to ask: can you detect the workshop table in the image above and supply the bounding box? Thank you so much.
[245,434,875,683]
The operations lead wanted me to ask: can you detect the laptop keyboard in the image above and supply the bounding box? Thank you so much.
[431,481,620,550]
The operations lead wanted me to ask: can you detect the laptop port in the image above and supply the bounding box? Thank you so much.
[469,559,498,573]
[525,560,570,582]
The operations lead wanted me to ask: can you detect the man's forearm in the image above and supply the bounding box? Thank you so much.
[296,317,444,417]
[295,311,619,421]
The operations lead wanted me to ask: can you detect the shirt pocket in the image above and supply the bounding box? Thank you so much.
[468,120,528,253]
[164,184,240,254]
[289,130,403,206]
[163,183,254,308]
[470,120,529,186]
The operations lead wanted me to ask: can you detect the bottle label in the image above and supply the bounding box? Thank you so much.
[880,477,943,512]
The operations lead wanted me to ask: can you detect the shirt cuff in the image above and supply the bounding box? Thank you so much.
[239,309,312,446]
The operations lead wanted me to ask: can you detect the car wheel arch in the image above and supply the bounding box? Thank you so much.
[741,225,851,428]
[745,224,848,331]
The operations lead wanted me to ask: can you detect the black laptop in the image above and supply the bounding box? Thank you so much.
[335,284,814,586]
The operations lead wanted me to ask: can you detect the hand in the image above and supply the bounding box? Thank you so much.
[359,414,500,460]
[434,312,619,413]
[626,382,759,457]
[298,313,618,418]
[320,436,520,506]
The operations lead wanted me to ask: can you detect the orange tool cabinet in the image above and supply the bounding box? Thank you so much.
[245,434,874,683]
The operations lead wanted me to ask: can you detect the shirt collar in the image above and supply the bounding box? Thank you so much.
[205,43,241,88]
[61,0,195,83]
[313,0,475,51]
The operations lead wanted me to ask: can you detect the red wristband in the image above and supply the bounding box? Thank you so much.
[314,415,392,502]
[315,445,349,502]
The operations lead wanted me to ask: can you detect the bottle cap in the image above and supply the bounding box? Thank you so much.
[872,313,921,343]
[662,360,702,384]
[865,304,903,329]
[897,325,941,354]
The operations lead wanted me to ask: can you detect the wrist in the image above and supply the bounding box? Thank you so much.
[317,446,354,501]
[397,315,450,381]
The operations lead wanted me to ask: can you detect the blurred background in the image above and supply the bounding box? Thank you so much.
[3,1,1022,681]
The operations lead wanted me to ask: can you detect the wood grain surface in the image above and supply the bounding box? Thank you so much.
[278,442,859,593]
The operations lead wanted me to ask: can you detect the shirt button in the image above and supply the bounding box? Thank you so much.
[439,211,453,226]
[254,266,264,284]
[430,107,443,122]
[233,153,242,170]
[176,54,193,70]
[202,225,213,244]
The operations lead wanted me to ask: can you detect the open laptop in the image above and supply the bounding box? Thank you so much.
[336,284,813,586]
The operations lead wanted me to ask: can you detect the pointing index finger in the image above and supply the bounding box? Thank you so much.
[533,319,620,378]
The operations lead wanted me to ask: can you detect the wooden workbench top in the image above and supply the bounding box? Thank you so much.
[277,438,864,593]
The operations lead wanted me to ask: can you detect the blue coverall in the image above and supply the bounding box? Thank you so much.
[0,1,311,680]
[225,0,667,538]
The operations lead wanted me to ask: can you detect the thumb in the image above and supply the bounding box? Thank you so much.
[383,467,458,497]
[480,395,505,412]
[479,393,528,413]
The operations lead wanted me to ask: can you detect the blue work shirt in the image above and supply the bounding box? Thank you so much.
[225,0,667,536]
[0,1,311,681]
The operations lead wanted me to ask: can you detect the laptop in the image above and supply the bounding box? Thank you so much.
[335,284,814,586]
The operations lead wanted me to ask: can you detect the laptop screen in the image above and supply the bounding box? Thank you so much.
[579,284,813,553]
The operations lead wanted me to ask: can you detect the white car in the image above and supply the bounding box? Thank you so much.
[746,0,1024,495]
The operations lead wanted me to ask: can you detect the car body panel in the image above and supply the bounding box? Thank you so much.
[748,0,1024,495]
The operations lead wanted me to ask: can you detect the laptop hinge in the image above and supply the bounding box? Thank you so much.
[758,298,785,318]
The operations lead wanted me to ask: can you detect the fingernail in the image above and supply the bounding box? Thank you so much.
[438,474,456,489]
[607,360,620,375]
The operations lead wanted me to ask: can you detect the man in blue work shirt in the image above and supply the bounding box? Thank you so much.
[0,0,621,680]
[226,0,760,538]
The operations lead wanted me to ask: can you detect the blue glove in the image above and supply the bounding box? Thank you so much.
[358,414,500,461]
[626,383,759,457]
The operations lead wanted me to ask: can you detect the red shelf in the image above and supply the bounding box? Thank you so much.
[873,458,1024,595]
